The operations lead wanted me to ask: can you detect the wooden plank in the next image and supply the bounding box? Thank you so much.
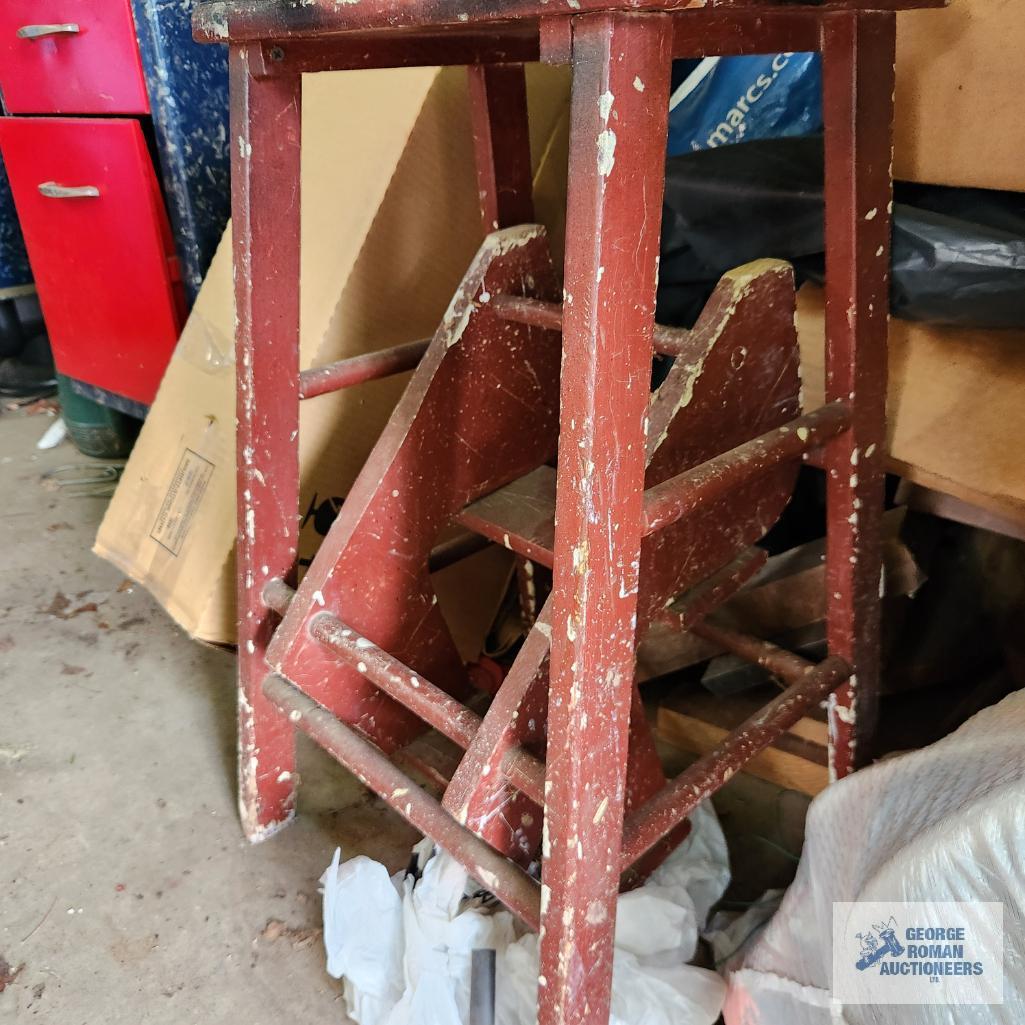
[798,285,1025,531]
[788,715,829,747]
[896,482,1025,545]
[657,701,829,796]
[895,0,1025,192]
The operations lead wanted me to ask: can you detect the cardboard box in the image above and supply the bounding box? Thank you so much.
[797,284,1025,529]
[895,0,1024,191]
[95,64,570,649]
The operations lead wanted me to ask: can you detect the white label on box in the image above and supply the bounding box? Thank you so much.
[150,448,215,556]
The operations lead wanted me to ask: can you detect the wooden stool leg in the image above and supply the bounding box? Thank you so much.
[467,64,535,232]
[821,12,896,778]
[539,14,671,1025]
[230,49,302,840]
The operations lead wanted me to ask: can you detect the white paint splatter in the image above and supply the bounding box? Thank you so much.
[597,129,617,178]
[597,91,617,178]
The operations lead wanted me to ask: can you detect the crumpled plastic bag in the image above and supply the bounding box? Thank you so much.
[721,690,1025,1025]
[322,850,405,1023]
[322,801,730,1025]
[658,135,1025,330]
[704,890,785,976]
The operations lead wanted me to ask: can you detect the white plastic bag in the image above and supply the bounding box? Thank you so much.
[322,801,730,1025]
[723,690,1025,1025]
[322,850,405,1024]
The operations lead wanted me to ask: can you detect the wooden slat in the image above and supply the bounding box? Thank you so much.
[196,0,949,45]
[657,699,829,796]
[798,285,1025,531]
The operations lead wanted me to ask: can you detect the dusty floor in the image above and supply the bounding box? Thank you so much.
[0,408,419,1023]
[0,405,808,1023]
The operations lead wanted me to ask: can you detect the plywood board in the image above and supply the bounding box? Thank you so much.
[656,692,829,797]
[895,0,1024,191]
[798,285,1025,530]
[95,65,571,645]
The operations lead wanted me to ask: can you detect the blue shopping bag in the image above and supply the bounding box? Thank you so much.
[667,53,822,156]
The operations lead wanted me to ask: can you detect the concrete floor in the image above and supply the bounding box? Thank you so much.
[0,405,809,1023]
[0,408,418,1023]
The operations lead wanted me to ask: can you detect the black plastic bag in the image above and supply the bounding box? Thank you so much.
[658,136,1025,331]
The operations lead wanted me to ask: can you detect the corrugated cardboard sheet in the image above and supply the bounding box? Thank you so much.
[895,0,1023,191]
[95,65,570,650]
[797,284,1025,529]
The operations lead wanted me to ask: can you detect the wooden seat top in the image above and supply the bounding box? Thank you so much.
[195,0,946,45]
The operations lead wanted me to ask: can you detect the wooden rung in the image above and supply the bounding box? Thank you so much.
[489,292,699,360]
[643,401,852,535]
[298,338,429,399]
[308,612,547,806]
[263,672,542,929]
[620,654,849,867]
[655,691,829,797]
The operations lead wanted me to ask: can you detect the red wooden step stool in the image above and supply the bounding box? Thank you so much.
[195,2,944,1023]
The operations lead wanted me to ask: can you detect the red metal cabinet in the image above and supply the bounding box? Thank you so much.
[0,118,183,405]
[0,0,149,115]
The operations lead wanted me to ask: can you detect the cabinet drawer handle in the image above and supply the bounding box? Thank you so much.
[38,181,100,199]
[17,23,80,40]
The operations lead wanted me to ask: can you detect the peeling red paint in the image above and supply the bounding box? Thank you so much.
[210,2,911,1021]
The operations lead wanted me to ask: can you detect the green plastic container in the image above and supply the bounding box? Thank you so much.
[57,374,140,460]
